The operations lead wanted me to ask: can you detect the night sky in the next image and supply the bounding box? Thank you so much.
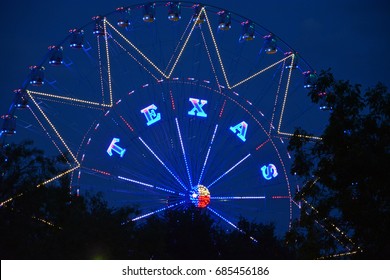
[1,0,389,117]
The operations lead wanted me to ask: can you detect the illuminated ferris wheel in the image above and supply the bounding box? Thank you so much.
[1,2,328,237]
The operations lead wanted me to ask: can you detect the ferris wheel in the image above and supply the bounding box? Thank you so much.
[0,2,328,237]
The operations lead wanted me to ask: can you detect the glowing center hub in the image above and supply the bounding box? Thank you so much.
[190,185,210,208]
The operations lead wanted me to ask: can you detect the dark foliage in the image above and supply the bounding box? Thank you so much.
[287,70,390,259]
[0,142,291,259]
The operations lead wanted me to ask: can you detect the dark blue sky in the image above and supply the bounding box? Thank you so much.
[1,0,389,117]
[1,0,389,163]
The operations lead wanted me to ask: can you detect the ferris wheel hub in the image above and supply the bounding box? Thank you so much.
[189,185,210,208]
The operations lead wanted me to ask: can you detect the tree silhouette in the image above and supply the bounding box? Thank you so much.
[287,70,390,259]
[0,141,137,259]
[0,141,297,259]
[0,140,68,259]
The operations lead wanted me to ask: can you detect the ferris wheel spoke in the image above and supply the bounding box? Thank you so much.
[138,136,188,191]
[164,16,196,74]
[197,124,219,185]
[110,36,160,81]
[211,196,266,200]
[175,118,193,188]
[105,20,166,78]
[80,166,183,196]
[255,138,271,152]
[102,20,114,106]
[199,27,222,87]
[132,200,186,222]
[268,61,286,135]
[207,153,251,189]
[276,58,296,137]
[207,206,258,243]
[202,9,230,89]
[117,176,183,196]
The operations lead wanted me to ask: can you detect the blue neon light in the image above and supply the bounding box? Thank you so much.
[107,138,126,157]
[208,153,251,188]
[229,121,248,142]
[198,124,218,185]
[175,118,193,187]
[211,196,266,200]
[140,104,161,126]
[207,206,240,230]
[138,137,188,191]
[117,175,154,188]
[208,206,258,243]
[132,201,185,221]
[118,175,177,194]
[261,164,278,180]
[155,186,177,194]
[188,98,208,117]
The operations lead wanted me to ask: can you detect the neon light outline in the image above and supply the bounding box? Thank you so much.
[261,164,278,180]
[132,201,186,222]
[138,137,188,191]
[188,97,208,118]
[106,138,126,158]
[207,206,258,243]
[117,175,177,195]
[175,118,193,188]
[229,121,248,142]
[208,153,251,189]
[140,104,161,126]
[211,196,266,200]
[197,124,218,185]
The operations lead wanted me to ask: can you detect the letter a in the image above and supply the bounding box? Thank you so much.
[229,121,248,142]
